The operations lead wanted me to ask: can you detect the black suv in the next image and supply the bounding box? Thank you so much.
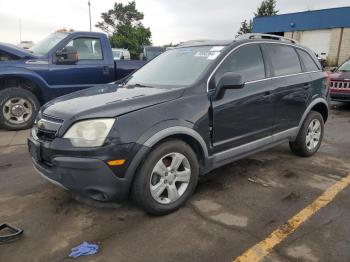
[28,34,329,215]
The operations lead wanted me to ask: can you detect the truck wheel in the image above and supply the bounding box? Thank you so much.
[132,139,199,215]
[289,111,324,157]
[0,87,40,130]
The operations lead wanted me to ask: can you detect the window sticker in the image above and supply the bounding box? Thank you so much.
[179,48,192,53]
[208,52,221,60]
[210,46,225,52]
[194,51,221,60]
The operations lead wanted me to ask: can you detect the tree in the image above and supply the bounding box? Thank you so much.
[236,19,253,36]
[236,0,278,36]
[254,0,278,17]
[96,1,152,59]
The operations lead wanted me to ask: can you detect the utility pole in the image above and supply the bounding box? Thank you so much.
[88,0,92,31]
[19,18,22,43]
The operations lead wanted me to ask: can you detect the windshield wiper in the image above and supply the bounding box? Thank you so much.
[127,83,151,88]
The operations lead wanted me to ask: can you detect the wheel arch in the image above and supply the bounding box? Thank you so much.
[311,102,328,123]
[298,98,329,128]
[143,126,209,170]
[0,71,49,104]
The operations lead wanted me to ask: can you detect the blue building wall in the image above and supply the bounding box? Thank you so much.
[253,6,350,33]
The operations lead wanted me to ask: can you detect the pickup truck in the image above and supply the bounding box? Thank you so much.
[0,31,146,130]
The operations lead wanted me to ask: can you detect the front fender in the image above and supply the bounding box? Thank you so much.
[0,66,50,101]
[122,120,209,191]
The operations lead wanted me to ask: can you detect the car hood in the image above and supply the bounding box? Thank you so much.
[329,71,350,81]
[0,42,37,59]
[42,84,185,121]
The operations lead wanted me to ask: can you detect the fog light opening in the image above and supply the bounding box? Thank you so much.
[86,189,109,202]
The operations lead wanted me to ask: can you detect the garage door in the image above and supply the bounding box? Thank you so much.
[299,29,331,60]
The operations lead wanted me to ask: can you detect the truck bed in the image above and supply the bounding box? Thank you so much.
[115,60,147,80]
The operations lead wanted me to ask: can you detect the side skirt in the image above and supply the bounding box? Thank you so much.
[204,127,298,174]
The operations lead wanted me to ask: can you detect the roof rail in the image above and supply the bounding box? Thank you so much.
[177,39,212,46]
[235,33,298,44]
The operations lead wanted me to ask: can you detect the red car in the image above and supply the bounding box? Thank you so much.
[329,59,350,103]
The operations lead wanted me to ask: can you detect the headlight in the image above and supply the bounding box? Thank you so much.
[63,119,115,147]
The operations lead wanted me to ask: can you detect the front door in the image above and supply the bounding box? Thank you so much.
[211,44,274,153]
[47,37,112,97]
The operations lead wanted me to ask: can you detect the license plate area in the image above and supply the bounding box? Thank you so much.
[28,139,41,162]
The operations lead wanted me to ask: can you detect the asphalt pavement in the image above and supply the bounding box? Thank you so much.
[0,102,349,262]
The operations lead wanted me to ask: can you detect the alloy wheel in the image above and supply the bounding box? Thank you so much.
[149,152,191,204]
[306,119,322,151]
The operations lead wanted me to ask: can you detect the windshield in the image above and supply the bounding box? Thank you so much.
[337,60,350,72]
[127,46,224,87]
[30,33,68,55]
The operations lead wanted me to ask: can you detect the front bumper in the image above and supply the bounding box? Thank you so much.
[330,90,350,102]
[28,135,149,202]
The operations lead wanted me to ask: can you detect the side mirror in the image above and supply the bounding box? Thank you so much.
[330,67,337,73]
[55,46,78,64]
[215,72,244,99]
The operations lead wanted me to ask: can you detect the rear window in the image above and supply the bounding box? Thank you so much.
[266,44,302,76]
[296,49,319,72]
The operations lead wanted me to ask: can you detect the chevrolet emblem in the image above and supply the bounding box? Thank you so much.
[37,119,44,129]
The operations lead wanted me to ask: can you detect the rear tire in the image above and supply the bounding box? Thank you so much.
[289,111,324,157]
[0,87,40,130]
[132,139,199,215]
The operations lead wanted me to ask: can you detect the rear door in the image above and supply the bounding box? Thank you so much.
[211,43,275,152]
[263,43,311,133]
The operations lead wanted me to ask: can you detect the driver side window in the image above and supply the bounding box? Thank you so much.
[64,38,103,60]
[214,44,266,86]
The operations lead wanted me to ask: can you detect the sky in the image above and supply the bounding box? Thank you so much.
[0,0,349,46]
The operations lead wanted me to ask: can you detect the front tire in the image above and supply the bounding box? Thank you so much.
[289,111,324,157]
[132,139,199,215]
[0,87,40,130]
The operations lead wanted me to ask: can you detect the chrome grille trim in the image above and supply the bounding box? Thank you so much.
[330,80,350,89]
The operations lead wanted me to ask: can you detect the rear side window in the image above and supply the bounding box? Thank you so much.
[215,44,265,83]
[296,49,319,72]
[266,44,302,76]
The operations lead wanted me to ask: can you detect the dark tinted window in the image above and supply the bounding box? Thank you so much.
[215,44,265,83]
[266,44,302,76]
[296,49,319,71]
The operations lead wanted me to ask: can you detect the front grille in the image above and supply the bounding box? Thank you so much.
[42,114,64,123]
[36,128,57,142]
[34,115,63,142]
[330,81,350,89]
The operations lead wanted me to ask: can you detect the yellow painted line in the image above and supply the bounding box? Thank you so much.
[234,173,350,262]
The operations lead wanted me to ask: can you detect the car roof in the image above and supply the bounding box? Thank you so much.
[176,38,313,55]
[176,34,306,49]
[177,39,233,48]
[65,31,107,38]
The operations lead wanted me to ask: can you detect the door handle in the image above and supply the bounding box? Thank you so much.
[303,83,312,89]
[263,91,271,97]
[102,66,109,75]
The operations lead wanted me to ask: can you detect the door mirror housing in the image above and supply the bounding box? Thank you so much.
[330,67,337,73]
[215,72,245,99]
[55,46,78,64]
